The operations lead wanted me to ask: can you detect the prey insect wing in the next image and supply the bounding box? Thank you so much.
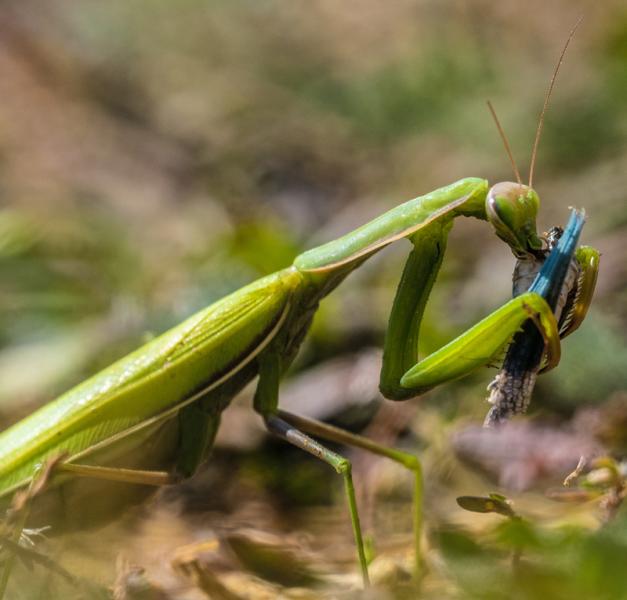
[528,210,585,308]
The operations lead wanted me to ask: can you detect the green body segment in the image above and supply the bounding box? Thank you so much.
[0,176,565,511]
[0,269,302,496]
[294,178,488,271]
[379,220,453,400]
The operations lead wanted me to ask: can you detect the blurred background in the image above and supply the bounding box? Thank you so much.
[1,1,626,598]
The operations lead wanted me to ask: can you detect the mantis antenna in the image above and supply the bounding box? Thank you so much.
[487,99,522,186]
[528,15,584,188]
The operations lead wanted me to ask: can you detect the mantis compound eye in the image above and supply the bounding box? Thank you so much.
[486,181,544,259]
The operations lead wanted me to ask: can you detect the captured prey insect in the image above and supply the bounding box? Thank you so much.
[484,216,599,426]
[0,22,600,591]
[481,17,599,428]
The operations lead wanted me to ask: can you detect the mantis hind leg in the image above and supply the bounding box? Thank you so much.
[0,457,68,599]
[277,410,423,580]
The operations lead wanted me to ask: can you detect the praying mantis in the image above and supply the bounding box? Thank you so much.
[0,20,600,591]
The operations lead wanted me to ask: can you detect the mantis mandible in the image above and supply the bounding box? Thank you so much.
[0,21,600,589]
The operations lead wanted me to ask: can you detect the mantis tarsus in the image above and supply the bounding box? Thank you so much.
[0,21,601,591]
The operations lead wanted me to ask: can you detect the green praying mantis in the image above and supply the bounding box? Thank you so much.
[0,22,601,590]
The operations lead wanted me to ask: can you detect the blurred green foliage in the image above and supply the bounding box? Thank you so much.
[438,513,627,600]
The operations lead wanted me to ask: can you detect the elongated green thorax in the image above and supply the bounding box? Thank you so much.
[294,178,489,273]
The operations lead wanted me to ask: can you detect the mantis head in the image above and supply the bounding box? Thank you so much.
[486,182,544,259]
[484,19,582,261]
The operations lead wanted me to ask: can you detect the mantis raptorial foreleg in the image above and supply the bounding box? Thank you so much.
[398,291,561,393]
[381,209,587,399]
[557,246,599,339]
[376,219,557,401]
[379,222,451,401]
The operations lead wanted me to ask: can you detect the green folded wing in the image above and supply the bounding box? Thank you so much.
[0,268,300,495]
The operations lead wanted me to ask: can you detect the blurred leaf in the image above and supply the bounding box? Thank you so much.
[456,494,516,518]
[225,531,322,588]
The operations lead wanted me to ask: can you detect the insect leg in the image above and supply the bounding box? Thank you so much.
[379,220,452,400]
[398,291,560,394]
[56,463,175,486]
[558,246,600,339]
[0,456,66,599]
[398,209,588,394]
[254,351,370,586]
[264,414,369,585]
[277,409,423,579]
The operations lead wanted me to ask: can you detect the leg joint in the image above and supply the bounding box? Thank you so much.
[401,454,422,473]
[335,457,352,476]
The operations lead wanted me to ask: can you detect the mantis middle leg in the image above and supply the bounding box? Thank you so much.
[277,409,424,579]
[253,351,370,586]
